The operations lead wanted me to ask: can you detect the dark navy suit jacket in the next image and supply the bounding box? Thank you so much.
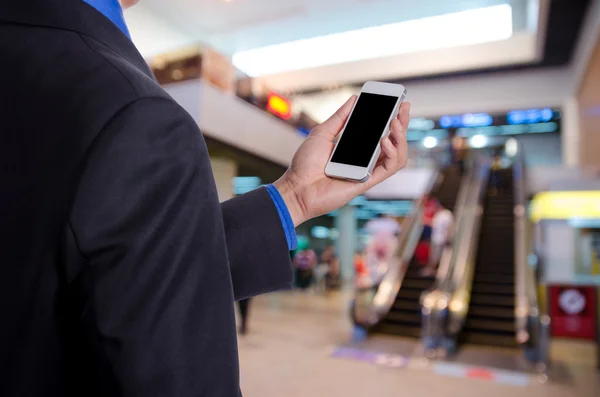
[0,1,293,395]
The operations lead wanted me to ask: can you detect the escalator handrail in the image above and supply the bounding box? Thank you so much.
[513,145,541,348]
[353,169,440,327]
[419,164,477,344]
[446,160,491,336]
[434,165,476,291]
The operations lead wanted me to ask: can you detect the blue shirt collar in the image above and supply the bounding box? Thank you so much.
[83,0,131,39]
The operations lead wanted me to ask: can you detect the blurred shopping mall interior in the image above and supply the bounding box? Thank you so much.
[123,0,600,396]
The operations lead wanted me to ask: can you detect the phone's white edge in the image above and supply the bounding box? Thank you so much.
[325,81,406,182]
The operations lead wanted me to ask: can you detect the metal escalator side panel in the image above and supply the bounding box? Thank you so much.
[514,149,529,343]
[446,160,491,338]
[512,144,546,365]
[434,166,475,290]
[420,166,477,344]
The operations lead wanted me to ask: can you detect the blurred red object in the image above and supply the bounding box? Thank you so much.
[423,197,438,226]
[549,285,597,340]
[415,241,430,266]
[354,255,367,276]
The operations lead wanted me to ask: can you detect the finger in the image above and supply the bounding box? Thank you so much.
[393,106,410,168]
[367,138,398,186]
[381,136,397,162]
[310,95,357,140]
[397,102,411,128]
[389,118,403,146]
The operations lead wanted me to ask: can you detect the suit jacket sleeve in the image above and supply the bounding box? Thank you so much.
[221,187,294,300]
[67,96,292,395]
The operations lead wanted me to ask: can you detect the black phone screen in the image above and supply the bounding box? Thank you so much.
[330,93,399,167]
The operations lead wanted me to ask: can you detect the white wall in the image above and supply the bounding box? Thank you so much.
[405,67,571,118]
[567,0,600,93]
[210,157,237,202]
[124,5,197,60]
[364,167,437,200]
[295,67,572,123]
[543,222,576,283]
[164,80,304,167]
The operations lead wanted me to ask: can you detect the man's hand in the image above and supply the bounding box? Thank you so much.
[274,96,410,226]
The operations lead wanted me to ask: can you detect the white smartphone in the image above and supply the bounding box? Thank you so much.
[325,81,406,182]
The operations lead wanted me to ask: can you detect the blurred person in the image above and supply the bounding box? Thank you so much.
[365,212,402,238]
[489,151,504,195]
[363,213,401,284]
[415,239,430,268]
[320,245,341,291]
[422,194,439,241]
[422,204,454,276]
[294,243,318,290]
[237,298,251,335]
[354,250,367,278]
[453,136,468,175]
[0,1,411,396]
[354,249,373,288]
[364,235,398,286]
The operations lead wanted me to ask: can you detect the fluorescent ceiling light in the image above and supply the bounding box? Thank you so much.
[423,137,438,149]
[233,4,513,77]
[470,134,488,148]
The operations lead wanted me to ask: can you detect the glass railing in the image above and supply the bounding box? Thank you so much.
[353,200,425,327]
[443,160,490,348]
[352,171,441,328]
[420,163,478,350]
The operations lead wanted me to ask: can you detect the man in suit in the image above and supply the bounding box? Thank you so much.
[0,1,410,396]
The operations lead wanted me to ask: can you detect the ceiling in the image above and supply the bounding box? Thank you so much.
[125,0,592,113]
[131,0,510,53]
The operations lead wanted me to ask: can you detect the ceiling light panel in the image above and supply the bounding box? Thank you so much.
[232,4,513,77]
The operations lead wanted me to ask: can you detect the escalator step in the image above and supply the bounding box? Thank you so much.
[466,318,515,332]
[477,259,514,264]
[461,332,517,348]
[468,306,515,319]
[476,257,514,262]
[473,273,514,284]
[378,323,421,338]
[476,256,515,262]
[475,268,514,276]
[392,300,420,311]
[385,311,421,325]
[471,283,514,295]
[476,267,515,275]
[396,289,422,300]
[475,261,514,267]
[401,278,435,290]
[470,294,514,307]
[405,266,433,277]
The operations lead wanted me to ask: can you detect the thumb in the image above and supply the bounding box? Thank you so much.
[311,95,357,140]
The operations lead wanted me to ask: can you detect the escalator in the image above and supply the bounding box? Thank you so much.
[460,168,517,348]
[376,166,462,338]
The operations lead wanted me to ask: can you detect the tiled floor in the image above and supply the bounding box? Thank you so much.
[237,290,599,397]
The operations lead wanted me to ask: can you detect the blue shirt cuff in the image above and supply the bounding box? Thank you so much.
[265,184,298,251]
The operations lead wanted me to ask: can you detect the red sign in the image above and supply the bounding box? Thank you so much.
[549,285,597,339]
[266,92,292,120]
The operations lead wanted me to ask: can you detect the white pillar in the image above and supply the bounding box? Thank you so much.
[335,205,357,281]
[210,157,237,202]
[561,97,581,167]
